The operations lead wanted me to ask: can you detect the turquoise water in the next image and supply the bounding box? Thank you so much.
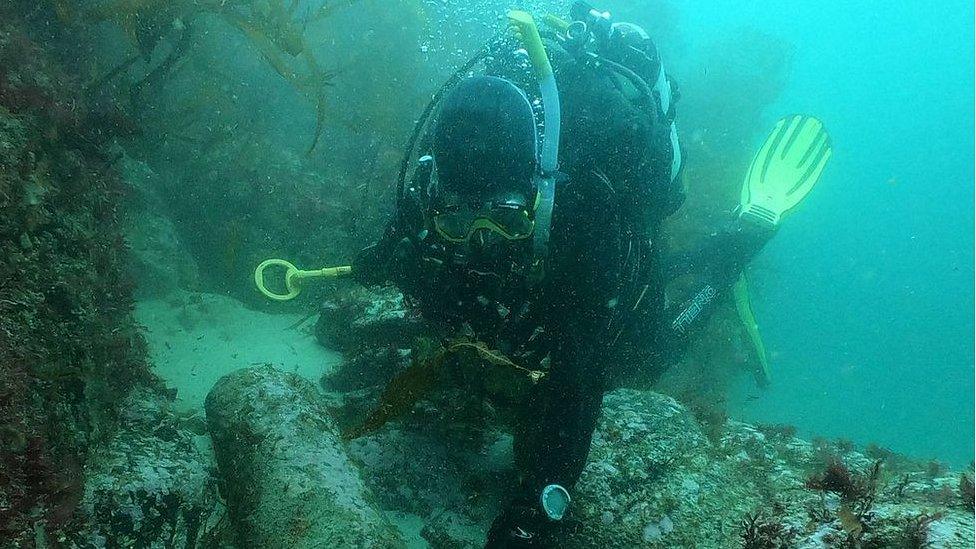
[221,0,976,463]
[696,1,976,464]
[6,0,975,544]
[67,0,976,463]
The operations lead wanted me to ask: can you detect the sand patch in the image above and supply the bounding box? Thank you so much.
[136,291,338,412]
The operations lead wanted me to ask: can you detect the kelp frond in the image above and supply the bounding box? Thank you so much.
[219,7,336,153]
[343,337,545,440]
[446,340,545,382]
[73,0,347,152]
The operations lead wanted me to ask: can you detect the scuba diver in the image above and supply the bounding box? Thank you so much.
[255,3,831,547]
[355,5,831,547]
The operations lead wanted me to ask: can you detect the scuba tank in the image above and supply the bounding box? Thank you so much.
[556,1,685,211]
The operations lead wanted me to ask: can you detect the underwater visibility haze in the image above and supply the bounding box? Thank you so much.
[0,0,973,546]
[706,0,976,469]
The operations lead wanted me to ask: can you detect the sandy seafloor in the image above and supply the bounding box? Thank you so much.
[134,291,340,413]
[134,290,437,546]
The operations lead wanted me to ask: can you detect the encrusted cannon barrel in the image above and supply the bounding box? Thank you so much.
[205,365,403,548]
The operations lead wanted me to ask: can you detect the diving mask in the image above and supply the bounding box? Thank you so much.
[431,192,536,243]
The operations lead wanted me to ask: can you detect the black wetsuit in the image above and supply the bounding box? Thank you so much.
[355,38,769,544]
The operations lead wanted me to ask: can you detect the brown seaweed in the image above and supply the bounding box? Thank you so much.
[343,338,544,440]
[75,0,351,150]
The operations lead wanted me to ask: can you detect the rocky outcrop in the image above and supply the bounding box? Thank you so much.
[205,365,404,548]
[341,385,975,548]
[316,288,427,353]
[121,158,200,299]
[0,11,156,542]
[568,389,974,548]
[569,390,722,548]
[73,391,224,547]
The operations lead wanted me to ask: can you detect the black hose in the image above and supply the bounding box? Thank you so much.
[583,51,654,104]
[394,37,504,224]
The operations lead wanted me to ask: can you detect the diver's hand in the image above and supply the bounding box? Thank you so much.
[485,503,555,548]
[352,237,421,287]
[352,243,391,287]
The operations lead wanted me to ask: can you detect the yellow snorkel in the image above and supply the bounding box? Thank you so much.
[507,10,561,263]
[253,259,352,301]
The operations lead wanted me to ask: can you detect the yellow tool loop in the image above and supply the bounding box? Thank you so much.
[254,259,352,301]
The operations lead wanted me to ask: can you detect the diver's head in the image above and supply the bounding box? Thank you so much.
[431,75,537,203]
[426,76,539,265]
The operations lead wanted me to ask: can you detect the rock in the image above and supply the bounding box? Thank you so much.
[347,425,510,522]
[205,365,404,548]
[564,390,975,548]
[343,404,518,547]
[420,511,486,548]
[317,288,437,434]
[324,345,411,393]
[315,288,426,352]
[568,389,733,548]
[121,158,199,299]
[74,390,223,547]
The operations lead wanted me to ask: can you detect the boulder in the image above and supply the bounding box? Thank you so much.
[567,389,975,548]
[205,365,404,548]
[74,390,223,547]
[121,158,199,299]
[315,288,426,353]
[568,389,737,548]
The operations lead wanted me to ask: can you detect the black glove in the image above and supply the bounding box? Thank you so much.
[353,233,419,282]
[485,503,558,549]
[352,243,391,287]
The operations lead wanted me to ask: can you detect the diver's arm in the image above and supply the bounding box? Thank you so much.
[514,316,606,488]
[664,220,772,287]
[488,192,616,541]
[488,302,610,546]
[352,188,428,287]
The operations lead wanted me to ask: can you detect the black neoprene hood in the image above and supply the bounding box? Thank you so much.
[432,76,538,203]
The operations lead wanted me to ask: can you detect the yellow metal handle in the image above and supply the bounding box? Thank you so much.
[254,259,353,301]
[507,10,552,79]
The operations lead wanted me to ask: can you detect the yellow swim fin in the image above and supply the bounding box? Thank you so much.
[739,115,832,229]
[733,274,770,387]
